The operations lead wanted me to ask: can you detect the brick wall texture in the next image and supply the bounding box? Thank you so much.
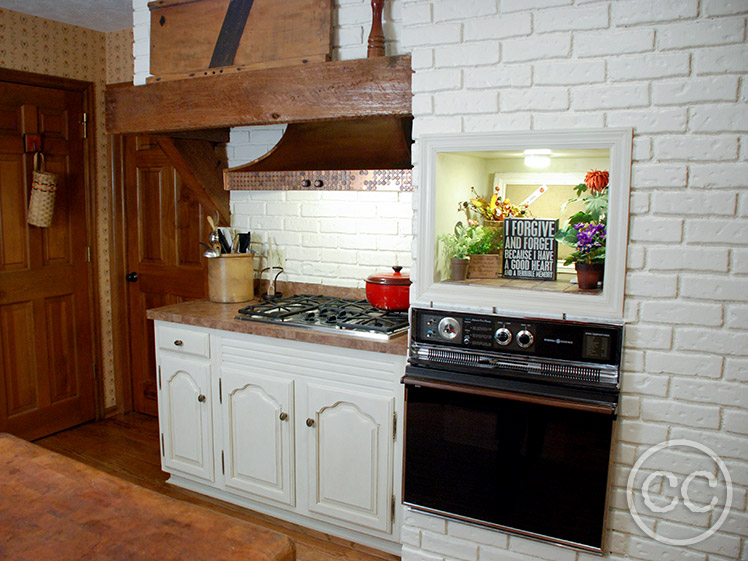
[134,0,748,558]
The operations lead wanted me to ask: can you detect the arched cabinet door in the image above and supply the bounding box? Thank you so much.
[221,367,295,506]
[299,381,394,533]
[158,354,213,482]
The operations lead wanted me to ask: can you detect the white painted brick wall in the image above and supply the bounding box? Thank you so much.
[131,0,748,558]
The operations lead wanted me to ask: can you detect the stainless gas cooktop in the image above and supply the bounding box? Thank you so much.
[236,295,408,340]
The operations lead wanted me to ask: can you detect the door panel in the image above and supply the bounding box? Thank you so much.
[0,78,95,440]
[125,136,209,415]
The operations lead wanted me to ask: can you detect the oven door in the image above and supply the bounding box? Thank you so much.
[402,367,617,553]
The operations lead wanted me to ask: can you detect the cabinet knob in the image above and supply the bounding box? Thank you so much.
[197,394,206,403]
[279,412,288,421]
[173,340,184,347]
[306,418,315,427]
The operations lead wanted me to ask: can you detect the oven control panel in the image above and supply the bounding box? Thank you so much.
[412,308,622,366]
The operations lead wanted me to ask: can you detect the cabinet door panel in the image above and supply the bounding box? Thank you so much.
[159,354,213,482]
[301,382,394,532]
[222,367,294,506]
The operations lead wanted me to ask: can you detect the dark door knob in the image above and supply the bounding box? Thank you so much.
[126,272,139,282]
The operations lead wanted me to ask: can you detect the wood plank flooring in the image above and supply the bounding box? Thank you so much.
[34,413,399,561]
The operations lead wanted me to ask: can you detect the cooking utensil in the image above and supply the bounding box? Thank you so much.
[201,242,220,258]
[364,266,411,310]
[217,229,231,254]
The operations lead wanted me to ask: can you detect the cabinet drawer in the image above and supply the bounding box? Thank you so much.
[158,325,210,358]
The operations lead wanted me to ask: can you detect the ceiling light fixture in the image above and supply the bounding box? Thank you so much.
[523,149,552,169]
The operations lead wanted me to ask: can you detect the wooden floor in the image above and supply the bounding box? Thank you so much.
[34,413,399,561]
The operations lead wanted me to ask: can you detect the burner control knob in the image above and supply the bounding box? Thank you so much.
[516,329,534,348]
[437,317,461,340]
[494,327,512,346]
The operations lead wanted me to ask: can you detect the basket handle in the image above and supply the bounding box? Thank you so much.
[33,151,45,172]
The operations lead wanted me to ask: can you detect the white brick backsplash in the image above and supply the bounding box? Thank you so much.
[690,163,748,188]
[402,3,432,26]
[532,111,605,130]
[641,301,723,326]
[412,93,433,115]
[607,107,687,133]
[476,545,528,561]
[641,397,721,429]
[655,135,739,162]
[571,83,649,111]
[575,28,655,57]
[463,13,532,41]
[401,525,421,548]
[646,351,723,378]
[435,42,500,68]
[535,4,608,33]
[669,426,748,461]
[502,33,571,63]
[420,532,478,561]
[727,304,748,328]
[500,87,569,112]
[725,410,748,436]
[694,44,748,74]
[447,522,508,548]
[733,248,748,273]
[690,104,748,132]
[647,246,729,271]
[411,47,434,70]
[412,69,462,93]
[626,244,646,269]
[618,420,671,445]
[403,23,461,48]
[653,76,740,105]
[464,65,532,88]
[404,509,447,533]
[433,0,496,22]
[625,324,674,349]
[658,18,746,50]
[506,536,576,561]
[629,192,650,214]
[533,60,605,86]
[627,536,708,561]
[609,52,690,82]
[463,113,533,131]
[401,545,444,561]
[685,218,748,243]
[652,189,737,216]
[612,0,699,25]
[631,163,688,188]
[434,91,498,115]
[681,275,748,302]
[705,0,748,16]
[625,272,678,298]
[500,0,572,13]
[620,394,641,417]
[412,115,462,136]
[675,327,748,357]
[629,216,683,242]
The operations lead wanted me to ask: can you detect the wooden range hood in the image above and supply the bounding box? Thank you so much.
[105,55,413,215]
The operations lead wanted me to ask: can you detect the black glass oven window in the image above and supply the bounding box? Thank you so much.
[403,385,614,550]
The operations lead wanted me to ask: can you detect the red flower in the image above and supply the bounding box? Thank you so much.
[584,169,609,194]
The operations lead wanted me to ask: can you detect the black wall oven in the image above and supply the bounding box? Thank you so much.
[402,308,622,553]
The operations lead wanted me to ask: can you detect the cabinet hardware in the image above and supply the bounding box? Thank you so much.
[160,433,165,456]
[393,412,397,441]
[174,339,184,346]
[391,495,396,519]
[198,394,206,403]
[279,412,288,421]
[125,271,139,282]
[158,366,161,390]
[221,450,225,475]
[86,246,92,263]
[306,418,315,427]
[219,378,223,404]
[81,112,88,138]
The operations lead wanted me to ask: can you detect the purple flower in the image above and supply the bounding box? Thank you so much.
[574,222,606,256]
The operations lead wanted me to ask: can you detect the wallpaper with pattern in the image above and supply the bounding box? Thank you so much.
[0,8,134,410]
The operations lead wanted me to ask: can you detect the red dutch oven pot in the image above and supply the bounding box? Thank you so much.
[365,266,411,311]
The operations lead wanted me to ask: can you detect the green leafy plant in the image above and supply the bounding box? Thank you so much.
[439,222,500,259]
[555,170,609,265]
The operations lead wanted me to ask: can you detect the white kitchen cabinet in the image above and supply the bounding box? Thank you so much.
[157,352,214,483]
[220,366,295,506]
[299,381,394,533]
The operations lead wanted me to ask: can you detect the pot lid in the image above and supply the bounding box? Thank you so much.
[366,266,412,286]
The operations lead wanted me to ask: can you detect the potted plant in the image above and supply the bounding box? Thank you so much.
[438,222,481,280]
[555,170,608,289]
[458,186,531,251]
[465,224,504,279]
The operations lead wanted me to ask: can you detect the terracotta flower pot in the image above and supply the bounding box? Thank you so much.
[450,258,469,280]
[575,262,604,290]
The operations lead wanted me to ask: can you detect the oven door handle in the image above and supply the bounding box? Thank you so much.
[402,374,618,415]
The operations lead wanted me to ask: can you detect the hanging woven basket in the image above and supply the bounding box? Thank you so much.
[27,152,58,228]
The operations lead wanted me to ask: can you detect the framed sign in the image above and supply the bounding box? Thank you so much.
[503,218,558,280]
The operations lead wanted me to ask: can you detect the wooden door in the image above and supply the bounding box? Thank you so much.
[221,366,295,506]
[0,80,95,440]
[124,136,208,415]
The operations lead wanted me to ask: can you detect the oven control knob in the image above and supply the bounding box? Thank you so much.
[437,317,461,340]
[516,329,534,348]
[494,327,512,346]
[463,336,471,345]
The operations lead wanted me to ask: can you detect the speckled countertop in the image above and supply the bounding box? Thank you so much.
[146,299,408,356]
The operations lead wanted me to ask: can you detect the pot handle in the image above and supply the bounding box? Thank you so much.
[392,266,402,273]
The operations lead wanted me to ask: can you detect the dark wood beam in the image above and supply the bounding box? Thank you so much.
[155,137,230,225]
[106,55,412,135]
